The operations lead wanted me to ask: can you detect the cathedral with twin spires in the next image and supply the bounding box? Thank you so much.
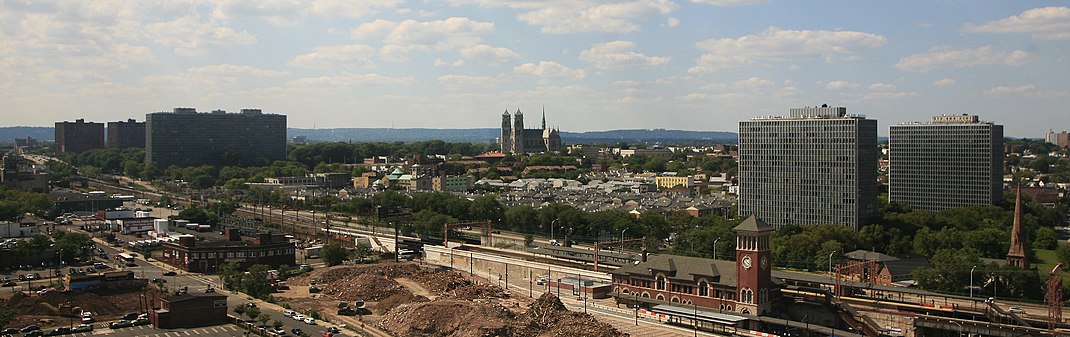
[499,108,562,154]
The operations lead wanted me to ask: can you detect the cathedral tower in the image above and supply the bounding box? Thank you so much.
[500,110,512,153]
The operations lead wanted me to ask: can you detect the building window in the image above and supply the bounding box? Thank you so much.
[656,276,665,290]
[698,281,709,297]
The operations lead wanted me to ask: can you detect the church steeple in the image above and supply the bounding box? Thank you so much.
[541,106,546,130]
[1007,181,1029,269]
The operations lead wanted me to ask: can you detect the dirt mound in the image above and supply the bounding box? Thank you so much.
[378,300,517,337]
[2,289,157,329]
[372,292,429,314]
[322,273,409,302]
[519,293,628,337]
[409,268,504,300]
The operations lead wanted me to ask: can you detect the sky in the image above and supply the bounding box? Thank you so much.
[1,1,1069,137]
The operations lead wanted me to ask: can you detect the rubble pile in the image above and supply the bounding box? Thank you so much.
[519,293,628,337]
[288,263,627,337]
[378,299,517,337]
[1,289,155,328]
[410,269,503,300]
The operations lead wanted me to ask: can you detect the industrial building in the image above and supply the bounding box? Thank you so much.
[888,114,1004,212]
[159,229,295,273]
[150,292,229,329]
[55,119,105,154]
[107,118,146,149]
[737,105,878,230]
[145,108,286,167]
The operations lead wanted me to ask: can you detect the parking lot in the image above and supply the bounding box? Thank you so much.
[91,323,245,337]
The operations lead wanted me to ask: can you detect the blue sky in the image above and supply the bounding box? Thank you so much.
[1,1,1068,137]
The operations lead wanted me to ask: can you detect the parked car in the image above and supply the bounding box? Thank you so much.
[163,271,177,276]
[1009,307,1026,314]
[0,328,19,334]
[134,318,149,326]
[303,317,316,325]
[122,312,139,320]
[20,325,40,333]
[43,327,69,336]
[291,328,303,335]
[283,310,295,318]
[109,320,134,329]
[72,324,93,332]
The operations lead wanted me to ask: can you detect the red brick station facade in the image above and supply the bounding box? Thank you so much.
[611,216,777,316]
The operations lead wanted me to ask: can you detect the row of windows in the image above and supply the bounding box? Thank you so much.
[188,248,295,260]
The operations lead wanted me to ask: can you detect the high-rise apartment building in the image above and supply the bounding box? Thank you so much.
[1046,129,1070,149]
[55,119,105,154]
[738,105,878,230]
[107,118,146,149]
[888,114,1003,212]
[145,108,286,168]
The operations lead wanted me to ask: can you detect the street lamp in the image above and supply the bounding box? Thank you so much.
[551,219,559,242]
[970,265,977,298]
[828,250,837,274]
[713,237,721,260]
[621,228,628,250]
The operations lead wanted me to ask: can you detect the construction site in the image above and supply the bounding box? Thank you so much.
[277,262,628,337]
[1,288,158,329]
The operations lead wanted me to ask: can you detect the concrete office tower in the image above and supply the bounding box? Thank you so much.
[107,118,146,149]
[145,108,286,168]
[738,105,878,230]
[888,114,1003,212]
[55,119,105,154]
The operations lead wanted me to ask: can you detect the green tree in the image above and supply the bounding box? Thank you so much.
[244,306,261,321]
[1057,244,1070,270]
[258,314,271,325]
[353,243,373,263]
[1034,227,1058,250]
[241,264,274,299]
[233,305,245,316]
[273,320,284,329]
[320,243,349,266]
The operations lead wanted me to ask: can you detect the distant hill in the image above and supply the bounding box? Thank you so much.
[0,127,54,144]
[288,128,738,144]
[0,126,739,145]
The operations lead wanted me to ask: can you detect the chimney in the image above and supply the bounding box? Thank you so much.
[226,228,242,242]
[256,233,272,245]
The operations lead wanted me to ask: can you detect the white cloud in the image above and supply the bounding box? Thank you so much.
[665,17,680,27]
[868,83,896,91]
[963,7,1070,40]
[863,91,919,100]
[213,0,403,25]
[895,45,1031,72]
[689,27,886,73]
[287,73,414,87]
[690,0,766,6]
[985,84,1035,95]
[826,80,861,91]
[932,78,956,87]
[514,61,587,79]
[578,41,670,70]
[145,16,257,57]
[459,44,520,63]
[455,0,676,34]
[351,17,495,59]
[438,74,506,87]
[188,64,289,78]
[289,44,376,69]
[733,77,774,88]
[433,58,465,67]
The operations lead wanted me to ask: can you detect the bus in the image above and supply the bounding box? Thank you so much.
[116,253,137,267]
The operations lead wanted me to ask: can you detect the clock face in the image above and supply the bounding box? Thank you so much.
[741,256,752,269]
[760,256,768,270]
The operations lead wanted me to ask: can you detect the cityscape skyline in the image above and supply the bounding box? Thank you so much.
[2,2,1069,137]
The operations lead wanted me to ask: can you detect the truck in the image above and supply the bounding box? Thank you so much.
[305,245,323,259]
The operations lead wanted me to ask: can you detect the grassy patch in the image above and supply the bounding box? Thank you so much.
[1034,247,1070,282]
